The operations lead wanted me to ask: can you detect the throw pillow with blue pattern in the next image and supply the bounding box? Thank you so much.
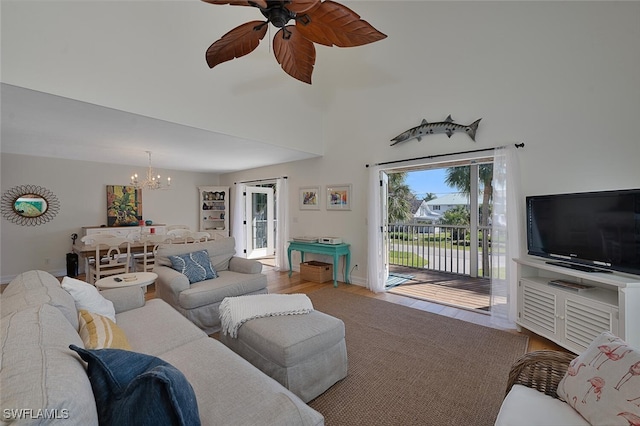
[168,249,217,284]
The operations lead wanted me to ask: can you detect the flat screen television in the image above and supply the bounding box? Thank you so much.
[526,188,640,276]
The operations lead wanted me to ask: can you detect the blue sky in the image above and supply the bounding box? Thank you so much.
[404,169,459,200]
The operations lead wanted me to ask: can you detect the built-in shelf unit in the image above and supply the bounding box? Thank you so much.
[198,186,229,240]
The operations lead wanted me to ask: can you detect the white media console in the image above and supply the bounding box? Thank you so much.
[515,257,640,354]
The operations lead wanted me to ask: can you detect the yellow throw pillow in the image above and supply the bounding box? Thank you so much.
[78,309,131,350]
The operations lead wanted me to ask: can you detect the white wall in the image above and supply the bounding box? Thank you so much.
[220,1,640,285]
[0,154,218,282]
[1,1,326,155]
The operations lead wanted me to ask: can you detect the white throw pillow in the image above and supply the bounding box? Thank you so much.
[61,276,116,323]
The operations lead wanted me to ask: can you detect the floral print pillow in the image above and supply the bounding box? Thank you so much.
[558,331,640,425]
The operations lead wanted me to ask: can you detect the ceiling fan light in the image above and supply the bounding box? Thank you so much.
[203,0,386,84]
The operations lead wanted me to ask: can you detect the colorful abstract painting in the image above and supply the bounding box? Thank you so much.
[326,184,352,210]
[299,186,320,210]
[106,185,142,226]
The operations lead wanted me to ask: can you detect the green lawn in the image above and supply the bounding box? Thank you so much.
[389,250,427,268]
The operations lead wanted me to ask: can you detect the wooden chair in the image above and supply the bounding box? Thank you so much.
[135,234,171,272]
[84,236,132,284]
[80,234,116,275]
[167,228,193,244]
[190,231,211,243]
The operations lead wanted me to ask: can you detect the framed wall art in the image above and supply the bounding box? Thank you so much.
[0,184,61,226]
[299,186,320,210]
[106,185,142,226]
[326,184,352,211]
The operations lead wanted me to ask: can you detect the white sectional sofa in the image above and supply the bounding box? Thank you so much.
[0,270,323,425]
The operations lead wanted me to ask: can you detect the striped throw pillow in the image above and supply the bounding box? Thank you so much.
[78,309,131,350]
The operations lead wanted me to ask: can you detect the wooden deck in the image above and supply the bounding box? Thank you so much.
[387,265,491,313]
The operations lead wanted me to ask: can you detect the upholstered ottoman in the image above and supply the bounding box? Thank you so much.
[220,311,348,402]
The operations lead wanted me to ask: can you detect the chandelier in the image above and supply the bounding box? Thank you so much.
[130,151,171,190]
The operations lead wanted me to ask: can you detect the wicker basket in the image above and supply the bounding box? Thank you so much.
[300,261,333,283]
[505,350,575,399]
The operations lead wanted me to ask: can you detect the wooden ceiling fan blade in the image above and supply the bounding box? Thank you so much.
[206,21,268,68]
[296,0,387,47]
[273,26,316,84]
[285,0,321,14]
[201,0,267,8]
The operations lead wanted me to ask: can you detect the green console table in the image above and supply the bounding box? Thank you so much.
[288,241,351,287]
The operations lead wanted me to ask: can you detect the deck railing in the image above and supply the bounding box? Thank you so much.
[388,223,494,277]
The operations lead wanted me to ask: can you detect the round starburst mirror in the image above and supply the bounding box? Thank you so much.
[1,185,61,226]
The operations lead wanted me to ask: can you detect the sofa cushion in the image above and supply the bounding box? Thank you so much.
[168,250,218,284]
[2,269,64,297]
[156,237,236,271]
[100,286,145,313]
[495,384,589,426]
[1,270,79,329]
[557,331,640,425]
[178,271,268,310]
[61,276,116,322]
[115,299,206,356]
[0,304,99,424]
[78,309,131,350]
[70,345,201,426]
[158,336,325,426]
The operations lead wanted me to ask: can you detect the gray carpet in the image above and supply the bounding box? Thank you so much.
[307,287,528,426]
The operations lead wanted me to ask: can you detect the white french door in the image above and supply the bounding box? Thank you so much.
[381,171,390,282]
[245,186,274,259]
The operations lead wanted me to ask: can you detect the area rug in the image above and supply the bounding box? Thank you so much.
[384,272,414,289]
[306,287,528,426]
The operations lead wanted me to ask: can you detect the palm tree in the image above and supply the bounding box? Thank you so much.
[445,164,494,276]
[388,172,413,223]
[441,205,470,240]
[423,193,437,202]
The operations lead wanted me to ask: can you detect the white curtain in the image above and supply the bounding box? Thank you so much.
[367,165,386,293]
[274,177,289,271]
[490,145,523,328]
[231,183,246,258]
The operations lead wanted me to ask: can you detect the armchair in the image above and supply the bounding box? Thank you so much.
[153,237,268,334]
[496,350,588,426]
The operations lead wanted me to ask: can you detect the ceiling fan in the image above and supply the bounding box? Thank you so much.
[202,0,387,84]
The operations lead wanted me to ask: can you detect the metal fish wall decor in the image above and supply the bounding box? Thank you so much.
[390,115,482,146]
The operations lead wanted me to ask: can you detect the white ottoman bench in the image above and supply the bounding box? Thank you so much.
[220,311,348,402]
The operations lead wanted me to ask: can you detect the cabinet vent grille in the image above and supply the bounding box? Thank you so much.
[522,285,556,333]
[565,299,612,350]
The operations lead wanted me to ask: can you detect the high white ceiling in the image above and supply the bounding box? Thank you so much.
[1,84,318,173]
[1,0,368,172]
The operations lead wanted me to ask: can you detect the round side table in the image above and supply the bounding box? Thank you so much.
[95,272,158,292]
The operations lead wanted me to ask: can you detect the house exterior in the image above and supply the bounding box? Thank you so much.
[411,193,484,223]
[411,199,442,222]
